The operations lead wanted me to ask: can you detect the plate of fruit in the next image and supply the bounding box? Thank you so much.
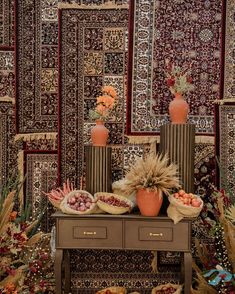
[95,192,133,215]
[60,190,97,215]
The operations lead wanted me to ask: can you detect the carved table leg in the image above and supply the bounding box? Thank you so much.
[55,249,63,294]
[184,252,192,294]
[64,249,71,294]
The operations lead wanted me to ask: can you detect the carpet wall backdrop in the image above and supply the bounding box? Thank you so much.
[0,0,234,293]
[127,0,222,135]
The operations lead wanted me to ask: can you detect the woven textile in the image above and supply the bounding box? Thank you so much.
[59,6,128,187]
[194,142,216,196]
[0,0,14,46]
[0,101,22,188]
[223,0,235,100]
[218,104,235,201]
[0,50,14,99]
[127,0,222,135]
[15,0,58,133]
[70,249,180,293]
[24,151,58,232]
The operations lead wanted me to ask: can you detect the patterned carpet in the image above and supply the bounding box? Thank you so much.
[24,151,58,232]
[15,0,58,133]
[217,104,235,201]
[127,0,222,135]
[58,5,129,187]
[0,0,14,46]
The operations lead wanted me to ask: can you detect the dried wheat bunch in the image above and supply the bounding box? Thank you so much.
[123,153,180,195]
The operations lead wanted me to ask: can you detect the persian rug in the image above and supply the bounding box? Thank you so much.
[15,0,58,133]
[58,4,128,187]
[194,142,216,196]
[127,0,222,135]
[24,151,58,232]
[70,249,180,294]
[223,0,235,100]
[216,104,235,201]
[0,49,14,99]
[0,101,22,189]
[0,0,14,46]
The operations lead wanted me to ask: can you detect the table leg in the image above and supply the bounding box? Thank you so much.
[184,252,192,294]
[64,249,71,294]
[55,249,63,294]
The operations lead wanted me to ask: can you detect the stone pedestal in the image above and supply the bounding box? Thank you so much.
[160,124,195,193]
[85,146,112,195]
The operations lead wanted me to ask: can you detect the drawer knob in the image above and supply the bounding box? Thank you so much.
[149,232,163,237]
[83,231,97,235]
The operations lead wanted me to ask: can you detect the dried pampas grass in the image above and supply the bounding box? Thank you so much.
[123,153,180,195]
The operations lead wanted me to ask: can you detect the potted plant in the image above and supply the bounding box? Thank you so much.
[122,153,180,216]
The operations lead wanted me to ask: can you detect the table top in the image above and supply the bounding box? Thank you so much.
[52,211,194,222]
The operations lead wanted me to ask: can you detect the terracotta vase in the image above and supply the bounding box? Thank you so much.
[169,92,189,124]
[136,189,163,216]
[91,119,109,147]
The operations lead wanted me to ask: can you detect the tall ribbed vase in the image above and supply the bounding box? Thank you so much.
[91,120,109,147]
[169,92,189,124]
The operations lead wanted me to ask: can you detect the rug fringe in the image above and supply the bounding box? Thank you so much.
[195,136,214,144]
[0,96,15,103]
[17,150,24,207]
[214,98,235,104]
[58,1,128,9]
[14,132,57,142]
[127,136,160,144]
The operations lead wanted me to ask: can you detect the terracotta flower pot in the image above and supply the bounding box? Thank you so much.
[91,120,109,147]
[169,92,189,124]
[136,189,163,216]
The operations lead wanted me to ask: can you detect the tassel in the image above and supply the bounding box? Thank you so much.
[151,251,158,273]
[17,150,24,207]
[195,136,214,144]
[58,2,128,9]
[14,132,57,142]
[0,96,15,103]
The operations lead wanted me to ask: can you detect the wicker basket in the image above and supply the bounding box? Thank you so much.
[151,283,182,294]
[95,192,133,215]
[96,286,127,294]
[60,190,97,215]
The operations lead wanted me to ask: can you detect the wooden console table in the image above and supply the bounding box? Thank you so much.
[53,212,193,294]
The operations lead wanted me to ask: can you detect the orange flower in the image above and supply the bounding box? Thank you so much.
[9,211,17,221]
[5,282,16,294]
[102,86,117,98]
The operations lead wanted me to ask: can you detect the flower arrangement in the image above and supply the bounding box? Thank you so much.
[120,153,180,196]
[89,85,118,121]
[0,178,54,293]
[165,60,194,95]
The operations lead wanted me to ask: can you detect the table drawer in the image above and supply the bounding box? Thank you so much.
[124,220,190,251]
[57,219,123,249]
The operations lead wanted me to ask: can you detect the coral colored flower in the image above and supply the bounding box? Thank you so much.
[9,211,17,221]
[102,86,117,98]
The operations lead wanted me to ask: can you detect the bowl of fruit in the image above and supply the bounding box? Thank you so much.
[60,190,97,215]
[95,192,133,215]
[167,189,203,224]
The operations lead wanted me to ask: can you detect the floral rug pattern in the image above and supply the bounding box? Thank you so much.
[127,0,222,135]
[0,0,14,46]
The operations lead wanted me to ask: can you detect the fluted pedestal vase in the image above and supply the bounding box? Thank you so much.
[169,92,189,124]
[91,120,109,147]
